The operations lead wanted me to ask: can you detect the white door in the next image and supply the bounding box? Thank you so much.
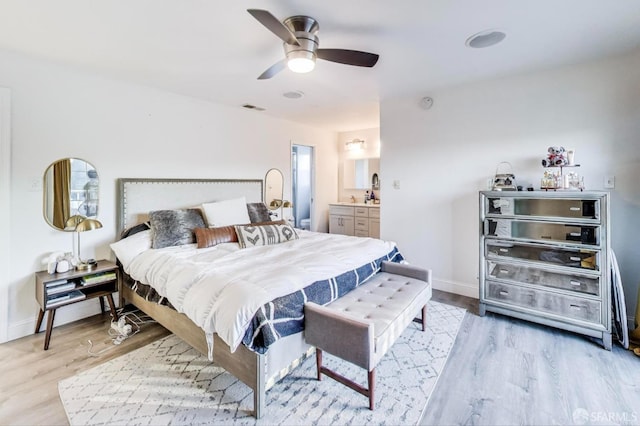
[0,88,11,343]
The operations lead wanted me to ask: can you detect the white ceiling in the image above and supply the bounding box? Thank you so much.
[1,1,640,132]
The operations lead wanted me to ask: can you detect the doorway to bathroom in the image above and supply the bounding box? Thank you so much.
[291,144,314,231]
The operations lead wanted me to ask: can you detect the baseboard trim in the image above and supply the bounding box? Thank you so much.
[9,298,106,342]
[432,278,478,299]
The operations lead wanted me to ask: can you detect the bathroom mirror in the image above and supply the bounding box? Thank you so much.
[343,158,380,190]
[264,168,284,210]
[43,158,99,231]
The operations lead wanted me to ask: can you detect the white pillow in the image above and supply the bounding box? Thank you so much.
[202,197,251,227]
[109,230,151,273]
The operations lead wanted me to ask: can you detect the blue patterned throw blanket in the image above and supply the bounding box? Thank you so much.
[243,247,404,353]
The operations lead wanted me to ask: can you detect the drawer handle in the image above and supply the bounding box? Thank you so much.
[570,280,582,286]
[570,256,581,261]
[499,248,509,253]
[499,290,509,296]
[499,269,509,274]
[569,207,581,211]
[569,232,581,237]
[569,304,583,310]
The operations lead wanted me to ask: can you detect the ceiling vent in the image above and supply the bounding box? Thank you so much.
[242,104,265,111]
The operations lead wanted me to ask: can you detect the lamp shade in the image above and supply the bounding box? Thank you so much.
[283,200,293,208]
[75,218,103,232]
[65,214,86,229]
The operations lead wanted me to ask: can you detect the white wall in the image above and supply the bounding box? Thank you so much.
[381,50,640,322]
[0,50,338,341]
[337,127,381,203]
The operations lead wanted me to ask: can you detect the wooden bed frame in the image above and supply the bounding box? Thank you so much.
[120,285,268,416]
[116,178,303,418]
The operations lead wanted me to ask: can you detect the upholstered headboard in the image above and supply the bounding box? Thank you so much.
[117,178,263,235]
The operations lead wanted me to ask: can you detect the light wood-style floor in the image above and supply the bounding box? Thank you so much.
[1,291,637,425]
[0,311,170,425]
[422,300,640,426]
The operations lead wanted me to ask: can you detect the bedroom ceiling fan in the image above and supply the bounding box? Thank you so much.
[247,9,380,80]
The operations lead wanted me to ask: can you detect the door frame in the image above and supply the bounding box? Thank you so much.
[290,142,315,231]
[0,88,11,343]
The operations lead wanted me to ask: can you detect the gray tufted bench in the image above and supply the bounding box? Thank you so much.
[304,261,432,410]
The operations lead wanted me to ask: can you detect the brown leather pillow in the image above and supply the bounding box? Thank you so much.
[194,220,285,249]
[194,226,237,249]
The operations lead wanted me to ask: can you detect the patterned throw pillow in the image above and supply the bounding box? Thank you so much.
[234,223,298,249]
[149,209,206,249]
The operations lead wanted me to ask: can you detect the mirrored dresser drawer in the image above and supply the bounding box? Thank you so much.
[484,219,599,246]
[485,240,600,270]
[485,281,602,325]
[484,196,599,221]
[486,261,600,296]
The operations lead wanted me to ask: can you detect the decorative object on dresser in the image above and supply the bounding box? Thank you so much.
[329,203,380,238]
[35,260,119,350]
[58,300,465,425]
[479,191,611,349]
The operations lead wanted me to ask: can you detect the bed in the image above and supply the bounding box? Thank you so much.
[114,178,402,418]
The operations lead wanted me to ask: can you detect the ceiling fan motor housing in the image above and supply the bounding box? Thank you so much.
[283,16,319,63]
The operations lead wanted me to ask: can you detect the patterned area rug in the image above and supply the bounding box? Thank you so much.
[59,301,465,425]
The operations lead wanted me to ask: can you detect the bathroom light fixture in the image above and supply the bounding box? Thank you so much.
[466,29,506,48]
[345,139,365,151]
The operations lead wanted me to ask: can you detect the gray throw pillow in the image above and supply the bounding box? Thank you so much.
[149,209,206,249]
[246,202,273,223]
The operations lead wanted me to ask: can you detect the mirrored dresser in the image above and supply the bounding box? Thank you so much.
[479,191,611,350]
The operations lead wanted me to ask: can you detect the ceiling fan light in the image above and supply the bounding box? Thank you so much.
[288,57,315,73]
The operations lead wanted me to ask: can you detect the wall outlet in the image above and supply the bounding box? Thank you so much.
[604,175,615,189]
[393,180,400,189]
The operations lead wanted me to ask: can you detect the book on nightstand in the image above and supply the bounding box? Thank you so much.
[80,271,117,286]
[47,282,77,296]
[45,278,69,288]
[47,290,85,307]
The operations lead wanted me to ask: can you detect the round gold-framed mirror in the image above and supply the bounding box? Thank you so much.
[264,168,284,210]
[43,158,99,231]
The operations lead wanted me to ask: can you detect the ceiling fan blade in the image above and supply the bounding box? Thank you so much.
[316,49,379,67]
[258,59,287,80]
[247,9,300,46]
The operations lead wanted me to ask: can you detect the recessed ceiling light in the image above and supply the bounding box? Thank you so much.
[283,90,304,99]
[466,30,506,48]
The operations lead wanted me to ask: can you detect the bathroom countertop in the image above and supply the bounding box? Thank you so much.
[330,202,381,207]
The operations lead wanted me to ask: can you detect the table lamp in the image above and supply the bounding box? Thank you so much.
[72,217,103,270]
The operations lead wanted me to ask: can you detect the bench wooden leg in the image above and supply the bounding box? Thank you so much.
[422,304,427,332]
[315,349,376,410]
[368,369,375,410]
[316,348,323,381]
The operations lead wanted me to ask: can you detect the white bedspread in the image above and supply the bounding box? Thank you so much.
[127,230,397,352]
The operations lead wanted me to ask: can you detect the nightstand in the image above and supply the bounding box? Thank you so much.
[35,259,120,350]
